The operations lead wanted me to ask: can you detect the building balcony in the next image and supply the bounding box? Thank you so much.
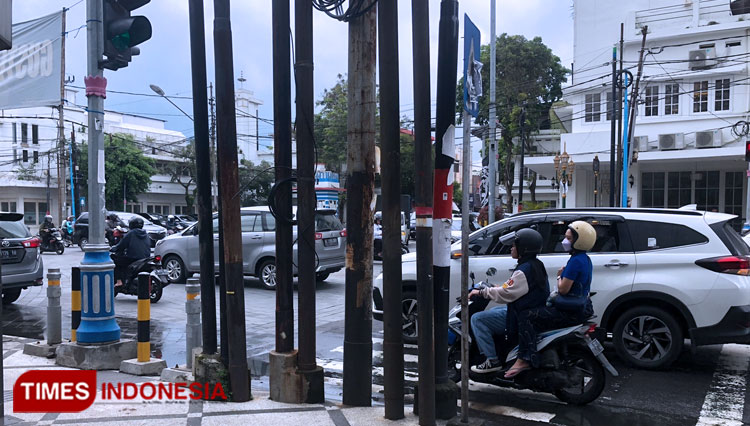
[633,0,750,34]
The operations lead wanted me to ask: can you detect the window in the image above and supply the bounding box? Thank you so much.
[23,201,47,226]
[725,171,744,230]
[315,212,343,231]
[665,83,680,115]
[212,217,219,233]
[263,213,276,232]
[666,171,692,209]
[241,214,262,232]
[32,125,39,144]
[468,218,539,256]
[606,92,614,121]
[175,205,194,215]
[694,171,720,212]
[33,151,38,163]
[1,201,17,212]
[541,217,628,254]
[627,220,708,251]
[645,86,659,116]
[21,123,28,144]
[715,78,730,111]
[585,93,601,122]
[640,172,665,208]
[147,204,170,215]
[693,81,708,112]
[125,204,141,213]
[22,150,28,163]
[12,123,17,144]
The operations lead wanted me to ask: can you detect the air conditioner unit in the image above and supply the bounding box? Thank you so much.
[695,130,723,148]
[658,133,685,150]
[635,136,656,152]
[689,48,717,70]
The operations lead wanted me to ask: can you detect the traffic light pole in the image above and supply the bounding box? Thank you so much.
[77,0,120,345]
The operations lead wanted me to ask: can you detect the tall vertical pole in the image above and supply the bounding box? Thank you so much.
[295,0,324,403]
[188,0,217,355]
[413,0,435,423]
[610,46,617,208]
[517,107,526,212]
[213,0,250,402]
[209,84,218,210]
[433,0,459,420]
[70,130,76,220]
[460,110,471,424]
[343,3,377,408]
[623,27,648,208]
[488,0,497,223]
[378,0,404,419]
[58,7,67,223]
[272,0,294,356]
[615,24,624,207]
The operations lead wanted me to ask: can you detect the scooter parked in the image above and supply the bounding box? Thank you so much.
[446,268,618,405]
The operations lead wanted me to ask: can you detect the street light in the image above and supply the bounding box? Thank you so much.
[552,143,575,208]
[149,84,194,121]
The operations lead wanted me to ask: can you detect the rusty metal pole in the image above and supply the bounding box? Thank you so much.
[413,0,436,423]
[343,4,377,408]
[213,0,250,402]
[378,0,404,419]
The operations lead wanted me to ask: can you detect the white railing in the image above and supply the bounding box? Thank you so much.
[635,0,734,30]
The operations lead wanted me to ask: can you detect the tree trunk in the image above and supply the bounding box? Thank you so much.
[529,171,537,202]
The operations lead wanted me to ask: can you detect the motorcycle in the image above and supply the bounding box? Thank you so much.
[373,237,409,260]
[39,228,65,255]
[107,225,128,246]
[111,254,170,303]
[446,268,618,405]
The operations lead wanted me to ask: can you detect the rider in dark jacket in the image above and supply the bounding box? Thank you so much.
[39,215,56,246]
[111,216,151,286]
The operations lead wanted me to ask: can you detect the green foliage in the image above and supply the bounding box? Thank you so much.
[456,34,568,211]
[452,181,463,207]
[399,131,416,197]
[314,74,350,173]
[77,133,156,211]
[164,140,198,212]
[237,160,275,207]
[15,163,40,181]
[522,200,551,211]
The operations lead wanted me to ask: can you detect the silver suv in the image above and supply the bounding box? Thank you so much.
[155,207,346,289]
[0,213,44,304]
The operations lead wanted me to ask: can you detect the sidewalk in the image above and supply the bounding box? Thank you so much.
[2,336,453,426]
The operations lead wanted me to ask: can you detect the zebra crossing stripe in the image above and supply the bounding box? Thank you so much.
[696,344,750,426]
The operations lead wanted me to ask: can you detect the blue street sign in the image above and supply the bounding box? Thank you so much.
[463,14,482,117]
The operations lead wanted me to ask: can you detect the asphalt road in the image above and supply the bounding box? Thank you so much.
[5,247,750,425]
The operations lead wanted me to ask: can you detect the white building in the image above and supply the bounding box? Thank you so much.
[0,88,195,232]
[235,87,269,165]
[524,0,750,227]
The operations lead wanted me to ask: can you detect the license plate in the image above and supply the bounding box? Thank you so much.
[587,338,604,356]
[323,238,337,247]
[1,249,17,259]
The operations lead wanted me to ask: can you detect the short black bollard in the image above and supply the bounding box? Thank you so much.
[137,272,150,362]
[71,267,81,342]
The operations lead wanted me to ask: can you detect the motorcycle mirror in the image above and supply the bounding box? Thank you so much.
[470,272,475,280]
[486,267,497,277]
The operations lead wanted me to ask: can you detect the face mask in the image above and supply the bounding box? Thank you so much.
[561,238,573,252]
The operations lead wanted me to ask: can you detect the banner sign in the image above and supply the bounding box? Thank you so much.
[0,12,63,109]
[463,14,482,117]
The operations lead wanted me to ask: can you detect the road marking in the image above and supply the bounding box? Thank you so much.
[696,343,750,426]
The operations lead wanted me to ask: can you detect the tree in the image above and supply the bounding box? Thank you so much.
[457,34,568,212]
[164,140,197,213]
[314,74,350,173]
[78,133,156,211]
[452,181,462,208]
[399,130,416,198]
[237,160,275,207]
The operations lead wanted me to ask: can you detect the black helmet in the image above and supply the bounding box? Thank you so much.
[128,216,144,229]
[500,228,543,256]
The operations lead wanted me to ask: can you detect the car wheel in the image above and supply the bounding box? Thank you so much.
[259,259,277,290]
[315,272,330,282]
[2,288,22,305]
[164,255,187,283]
[78,238,88,250]
[402,290,418,345]
[613,306,683,370]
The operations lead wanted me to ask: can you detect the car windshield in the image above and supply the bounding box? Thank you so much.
[315,212,343,232]
[119,213,152,225]
[0,220,31,238]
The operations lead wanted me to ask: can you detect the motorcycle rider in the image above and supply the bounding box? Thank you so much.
[504,221,596,378]
[111,216,151,287]
[468,228,548,374]
[39,215,56,247]
[61,216,74,241]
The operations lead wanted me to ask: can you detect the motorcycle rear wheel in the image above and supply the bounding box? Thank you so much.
[56,243,64,255]
[553,347,606,405]
[150,281,163,303]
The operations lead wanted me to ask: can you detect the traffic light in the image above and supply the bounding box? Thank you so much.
[746,140,750,162]
[102,0,152,71]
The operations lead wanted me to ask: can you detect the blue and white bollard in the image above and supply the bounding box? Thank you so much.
[76,250,120,344]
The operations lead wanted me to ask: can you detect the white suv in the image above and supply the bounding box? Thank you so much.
[372,208,750,369]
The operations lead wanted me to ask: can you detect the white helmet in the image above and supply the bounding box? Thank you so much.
[568,221,596,251]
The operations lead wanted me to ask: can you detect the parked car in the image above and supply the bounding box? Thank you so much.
[373,207,750,369]
[137,212,168,228]
[375,211,408,245]
[155,207,346,289]
[111,212,168,247]
[0,213,44,304]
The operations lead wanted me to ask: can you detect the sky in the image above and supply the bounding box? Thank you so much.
[12,0,575,167]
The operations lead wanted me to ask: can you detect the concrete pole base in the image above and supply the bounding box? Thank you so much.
[413,380,459,419]
[299,365,325,404]
[194,353,231,400]
[23,342,58,359]
[120,358,167,376]
[55,340,136,370]
[446,416,486,426]
[160,367,194,383]
[269,350,303,403]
